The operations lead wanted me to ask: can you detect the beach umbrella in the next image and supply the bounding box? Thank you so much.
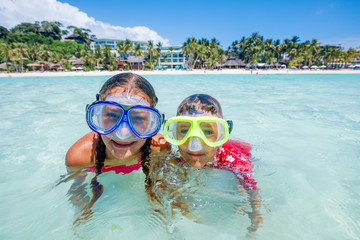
[319,65,326,69]
[302,66,309,69]
[290,66,297,69]
[311,65,318,69]
[281,64,286,68]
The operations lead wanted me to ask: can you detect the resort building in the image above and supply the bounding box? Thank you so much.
[89,39,188,70]
[90,39,148,58]
[64,34,94,44]
[158,46,187,69]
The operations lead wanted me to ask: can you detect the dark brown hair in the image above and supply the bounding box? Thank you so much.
[177,94,223,117]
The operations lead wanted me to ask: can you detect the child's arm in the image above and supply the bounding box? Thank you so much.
[247,190,263,232]
[219,140,264,232]
[146,154,199,222]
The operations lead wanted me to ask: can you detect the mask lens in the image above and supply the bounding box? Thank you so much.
[175,121,191,140]
[129,108,160,136]
[200,121,226,143]
[165,121,191,143]
[89,103,123,132]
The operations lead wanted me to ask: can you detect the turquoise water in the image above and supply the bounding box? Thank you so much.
[0,74,359,240]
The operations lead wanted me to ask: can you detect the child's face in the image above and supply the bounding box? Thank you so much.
[100,87,150,160]
[178,110,220,168]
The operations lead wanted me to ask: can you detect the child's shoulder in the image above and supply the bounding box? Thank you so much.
[65,132,98,168]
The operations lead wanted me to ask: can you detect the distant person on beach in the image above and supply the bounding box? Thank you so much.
[148,94,263,233]
[65,72,170,222]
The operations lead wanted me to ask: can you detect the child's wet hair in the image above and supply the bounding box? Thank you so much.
[99,72,158,107]
[177,94,223,117]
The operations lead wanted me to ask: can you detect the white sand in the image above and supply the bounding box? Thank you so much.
[0,69,359,78]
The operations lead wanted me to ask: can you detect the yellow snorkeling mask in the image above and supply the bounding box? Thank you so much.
[163,116,233,148]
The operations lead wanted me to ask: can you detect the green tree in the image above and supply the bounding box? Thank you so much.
[0,26,9,39]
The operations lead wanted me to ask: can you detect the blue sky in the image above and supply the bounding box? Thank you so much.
[1,0,359,49]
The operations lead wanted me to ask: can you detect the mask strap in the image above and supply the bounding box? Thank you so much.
[227,120,233,134]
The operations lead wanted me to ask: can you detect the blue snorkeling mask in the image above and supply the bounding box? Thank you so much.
[86,93,163,140]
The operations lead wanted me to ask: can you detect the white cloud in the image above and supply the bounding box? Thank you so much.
[0,0,170,45]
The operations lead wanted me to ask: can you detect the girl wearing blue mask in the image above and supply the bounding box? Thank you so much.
[65,73,169,223]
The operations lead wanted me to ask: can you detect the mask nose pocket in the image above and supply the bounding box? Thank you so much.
[187,137,204,152]
[114,121,133,139]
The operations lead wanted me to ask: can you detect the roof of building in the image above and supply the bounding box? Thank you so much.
[221,57,246,67]
[73,59,84,65]
[127,56,144,63]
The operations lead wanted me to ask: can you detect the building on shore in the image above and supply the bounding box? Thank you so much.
[64,34,94,44]
[220,57,246,69]
[157,46,187,69]
[89,39,188,70]
[90,39,148,58]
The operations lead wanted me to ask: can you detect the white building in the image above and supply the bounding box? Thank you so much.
[90,39,147,58]
[90,40,187,69]
[158,46,187,69]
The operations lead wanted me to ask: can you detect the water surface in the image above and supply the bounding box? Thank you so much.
[0,74,359,240]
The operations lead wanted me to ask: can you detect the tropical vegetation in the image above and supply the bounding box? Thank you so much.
[0,21,359,73]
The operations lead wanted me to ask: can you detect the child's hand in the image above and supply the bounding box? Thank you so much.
[151,133,171,151]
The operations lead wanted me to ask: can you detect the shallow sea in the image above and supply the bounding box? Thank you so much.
[0,74,359,240]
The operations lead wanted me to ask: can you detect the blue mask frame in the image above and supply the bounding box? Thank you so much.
[86,100,163,139]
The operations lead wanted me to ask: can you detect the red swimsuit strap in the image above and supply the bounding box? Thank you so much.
[86,154,141,175]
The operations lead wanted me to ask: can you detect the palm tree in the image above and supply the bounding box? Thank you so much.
[124,39,133,58]
[145,40,157,70]
[0,43,12,72]
[342,49,356,67]
[309,39,320,67]
[101,44,112,69]
[167,46,174,69]
[13,43,28,72]
[155,42,162,67]
[133,43,144,70]
[182,37,199,69]
[116,41,126,61]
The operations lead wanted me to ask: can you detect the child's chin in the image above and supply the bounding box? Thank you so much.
[188,160,205,168]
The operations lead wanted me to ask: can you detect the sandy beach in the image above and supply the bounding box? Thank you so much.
[0,69,359,78]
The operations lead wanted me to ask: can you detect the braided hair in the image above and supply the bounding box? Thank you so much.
[140,138,152,186]
[94,134,106,175]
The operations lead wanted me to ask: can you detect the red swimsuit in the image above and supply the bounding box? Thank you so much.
[201,140,258,191]
[86,156,141,175]
[86,163,141,175]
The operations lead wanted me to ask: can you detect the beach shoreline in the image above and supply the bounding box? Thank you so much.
[0,69,359,78]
